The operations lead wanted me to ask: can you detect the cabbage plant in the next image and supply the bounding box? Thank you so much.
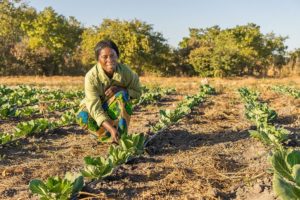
[29,173,83,200]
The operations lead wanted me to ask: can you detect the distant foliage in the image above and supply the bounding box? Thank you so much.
[0,1,298,76]
[0,0,36,75]
[179,24,288,77]
[16,7,83,75]
[79,19,172,75]
[0,1,83,75]
[284,48,300,76]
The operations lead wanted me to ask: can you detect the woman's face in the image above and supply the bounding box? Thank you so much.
[98,47,118,76]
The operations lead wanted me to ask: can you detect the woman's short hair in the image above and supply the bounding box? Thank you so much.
[94,39,120,61]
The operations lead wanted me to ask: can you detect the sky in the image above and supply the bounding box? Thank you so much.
[25,0,300,51]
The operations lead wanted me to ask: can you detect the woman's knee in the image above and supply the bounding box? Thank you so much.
[115,90,129,102]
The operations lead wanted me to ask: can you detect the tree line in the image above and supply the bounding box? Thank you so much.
[0,0,299,77]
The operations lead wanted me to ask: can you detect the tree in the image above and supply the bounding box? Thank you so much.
[179,23,287,77]
[19,7,83,75]
[80,19,172,75]
[0,0,36,75]
[288,48,300,68]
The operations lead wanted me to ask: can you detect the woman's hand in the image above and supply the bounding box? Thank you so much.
[102,120,119,144]
[105,86,125,98]
[110,129,120,144]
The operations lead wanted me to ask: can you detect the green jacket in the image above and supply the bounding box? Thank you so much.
[81,63,141,126]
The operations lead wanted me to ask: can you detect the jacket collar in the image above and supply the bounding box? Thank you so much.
[96,63,122,83]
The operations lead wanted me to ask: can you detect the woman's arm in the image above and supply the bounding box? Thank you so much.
[84,74,110,127]
[126,70,142,99]
[101,121,119,143]
[85,75,120,142]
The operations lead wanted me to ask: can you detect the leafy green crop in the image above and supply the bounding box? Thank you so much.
[151,84,211,133]
[0,85,84,120]
[14,118,54,137]
[81,133,145,180]
[57,109,77,126]
[0,103,16,118]
[271,148,300,200]
[119,133,145,156]
[238,87,287,146]
[27,84,215,197]
[29,173,84,200]
[0,133,13,145]
[245,102,277,125]
[108,145,131,166]
[132,87,176,107]
[238,87,297,200]
[0,85,13,96]
[249,124,290,146]
[200,84,216,95]
[271,85,300,99]
[238,87,259,102]
[81,156,114,180]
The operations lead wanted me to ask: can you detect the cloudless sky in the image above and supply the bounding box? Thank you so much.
[25,0,300,50]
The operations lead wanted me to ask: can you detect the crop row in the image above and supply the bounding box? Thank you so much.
[0,85,84,119]
[238,87,288,146]
[0,109,77,146]
[239,87,299,200]
[0,86,176,146]
[0,100,80,119]
[28,84,216,200]
[0,85,175,119]
[132,87,176,107]
[0,85,84,107]
[271,85,300,99]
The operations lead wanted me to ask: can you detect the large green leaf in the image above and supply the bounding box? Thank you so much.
[249,129,271,145]
[29,179,49,197]
[81,156,114,179]
[287,150,300,169]
[292,165,300,186]
[108,145,130,166]
[273,173,300,200]
[64,172,83,195]
[271,149,294,182]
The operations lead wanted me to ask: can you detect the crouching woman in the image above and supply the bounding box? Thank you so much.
[77,39,141,143]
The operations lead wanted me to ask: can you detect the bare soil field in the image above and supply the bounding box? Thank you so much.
[0,76,299,200]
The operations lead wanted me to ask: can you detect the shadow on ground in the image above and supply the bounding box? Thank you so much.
[146,128,250,156]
